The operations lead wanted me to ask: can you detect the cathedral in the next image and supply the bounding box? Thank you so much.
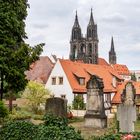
[69,9,117,65]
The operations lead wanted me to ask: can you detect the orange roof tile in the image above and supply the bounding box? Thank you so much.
[59,59,123,93]
[112,64,130,76]
[98,58,110,66]
[112,81,140,104]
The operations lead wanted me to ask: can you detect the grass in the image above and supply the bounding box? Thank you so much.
[135,120,140,131]
[70,117,140,139]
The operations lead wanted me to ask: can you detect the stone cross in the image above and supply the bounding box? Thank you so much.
[117,82,136,132]
[84,75,107,128]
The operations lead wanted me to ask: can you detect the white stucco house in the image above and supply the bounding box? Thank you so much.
[45,59,123,108]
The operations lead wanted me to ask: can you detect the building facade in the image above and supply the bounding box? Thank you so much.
[69,9,98,64]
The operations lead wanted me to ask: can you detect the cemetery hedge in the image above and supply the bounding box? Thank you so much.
[0,114,83,140]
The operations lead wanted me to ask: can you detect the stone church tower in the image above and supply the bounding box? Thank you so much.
[109,37,117,64]
[69,9,99,64]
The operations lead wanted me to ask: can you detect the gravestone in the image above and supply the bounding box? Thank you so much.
[117,82,136,132]
[84,75,107,128]
[45,97,67,117]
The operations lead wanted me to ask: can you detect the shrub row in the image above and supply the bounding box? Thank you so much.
[0,114,83,140]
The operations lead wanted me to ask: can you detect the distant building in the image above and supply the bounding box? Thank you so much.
[109,37,117,65]
[69,9,99,64]
[25,56,54,84]
[130,70,140,81]
[112,64,131,80]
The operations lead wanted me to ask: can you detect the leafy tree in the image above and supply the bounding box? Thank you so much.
[22,81,51,114]
[72,95,85,110]
[131,73,137,81]
[0,101,8,122]
[0,0,44,111]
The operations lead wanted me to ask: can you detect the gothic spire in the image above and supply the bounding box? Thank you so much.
[109,36,116,64]
[73,11,80,28]
[110,36,115,52]
[88,8,94,26]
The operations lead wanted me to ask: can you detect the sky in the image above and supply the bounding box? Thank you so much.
[25,0,140,70]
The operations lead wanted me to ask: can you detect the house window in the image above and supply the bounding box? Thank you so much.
[52,77,56,85]
[59,77,63,85]
[79,78,85,85]
[61,94,66,99]
[105,94,111,103]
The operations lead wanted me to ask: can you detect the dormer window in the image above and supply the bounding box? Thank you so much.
[79,78,85,85]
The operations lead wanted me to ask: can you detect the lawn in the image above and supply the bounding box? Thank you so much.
[70,117,140,140]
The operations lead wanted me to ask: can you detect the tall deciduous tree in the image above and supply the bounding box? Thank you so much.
[0,0,44,111]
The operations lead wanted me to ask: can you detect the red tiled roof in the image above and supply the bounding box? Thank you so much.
[112,64,130,76]
[25,56,54,84]
[112,81,140,104]
[98,58,110,66]
[59,59,123,93]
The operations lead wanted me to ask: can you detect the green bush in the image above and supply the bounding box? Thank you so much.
[9,109,31,120]
[72,95,85,110]
[0,121,38,140]
[41,113,83,140]
[0,114,83,140]
[0,101,8,120]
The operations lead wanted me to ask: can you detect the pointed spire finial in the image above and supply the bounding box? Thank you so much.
[111,36,115,52]
[73,10,80,28]
[88,8,94,25]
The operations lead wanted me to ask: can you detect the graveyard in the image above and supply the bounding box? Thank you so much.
[1,78,140,139]
[1,0,140,140]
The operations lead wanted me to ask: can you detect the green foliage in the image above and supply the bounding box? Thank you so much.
[0,121,38,140]
[43,113,68,127]
[22,81,51,114]
[72,95,85,110]
[90,134,121,140]
[39,113,83,140]
[9,109,31,120]
[0,114,83,140]
[0,101,8,119]
[131,73,137,81]
[0,0,44,101]
[107,113,119,134]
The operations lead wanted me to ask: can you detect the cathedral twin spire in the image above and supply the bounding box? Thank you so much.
[70,9,117,65]
[73,11,80,28]
[70,9,98,64]
[71,9,97,41]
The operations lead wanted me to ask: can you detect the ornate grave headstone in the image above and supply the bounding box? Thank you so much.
[84,75,107,128]
[117,82,136,132]
[45,97,67,117]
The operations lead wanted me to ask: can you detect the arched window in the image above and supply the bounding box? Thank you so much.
[73,46,77,58]
[88,44,92,56]
[80,44,85,53]
[95,44,97,53]
[89,29,91,37]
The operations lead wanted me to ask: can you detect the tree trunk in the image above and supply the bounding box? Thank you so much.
[9,92,13,112]
[0,71,4,101]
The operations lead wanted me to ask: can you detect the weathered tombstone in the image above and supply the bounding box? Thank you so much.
[84,75,107,128]
[45,97,67,117]
[117,82,136,132]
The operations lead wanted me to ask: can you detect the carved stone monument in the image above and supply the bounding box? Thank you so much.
[45,97,67,117]
[117,82,136,132]
[84,75,107,128]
